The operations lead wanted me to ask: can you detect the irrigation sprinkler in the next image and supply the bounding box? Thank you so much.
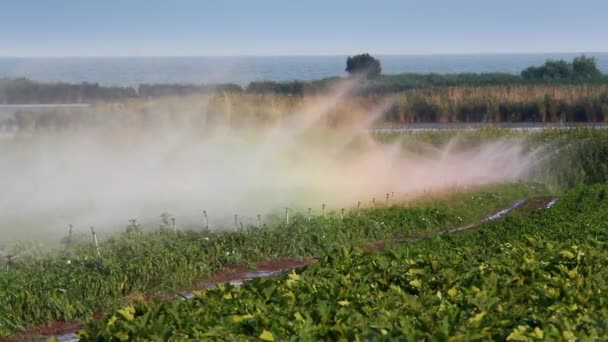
[341,208,345,220]
[4,255,13,271]
[240,221,244,230]
[234,214,239,230]
[322,204,326,217]
[307,208,312,221]
[90,226,101,258]
[171,217,176,234]
[2,248,36,271]
[257,214,262,227]
[2,251,12,271]
[67,224,73,246]
[285,208,290,225]
[2,247,37,271]
[386,193,389,206]
[203,210,209,229]
[372,198,376,209]
[357,201,361,216]
[63,224,73,257]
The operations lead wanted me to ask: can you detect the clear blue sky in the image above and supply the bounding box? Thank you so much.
[1,0,606,56]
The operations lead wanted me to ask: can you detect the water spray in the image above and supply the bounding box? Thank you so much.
[357,201,361,216]
[171,217,176,234]
[257,214,262,227]
[307,208,312,221]
[0,94,540,241]
[372,198,376,209]
[322,204,326,217]
[3,252,14,271]
[341,208,345,220]
[234,214,238,230]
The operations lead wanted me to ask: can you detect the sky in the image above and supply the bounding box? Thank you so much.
[0,0,607,57]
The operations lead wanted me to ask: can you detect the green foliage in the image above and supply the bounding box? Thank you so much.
[0,55,606,103]
[2,129,608,338]
[138,83,242,97]
[0,78,138,104]
[573,55,602,79]
[522,59,573,80]
[0,184,543,338]
[385,128,608,190]
[345,53,382,78]
[81,184,608,340]
[522,55,602,81]
[530,128,608,189]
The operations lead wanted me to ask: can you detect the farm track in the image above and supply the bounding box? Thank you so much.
[7,196,558,342]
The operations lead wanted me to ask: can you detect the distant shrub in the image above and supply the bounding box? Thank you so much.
[345,53,382,78]
[521,55,602,81]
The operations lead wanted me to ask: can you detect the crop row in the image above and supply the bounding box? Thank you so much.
[0,183,544,338]
[80,184,608,341]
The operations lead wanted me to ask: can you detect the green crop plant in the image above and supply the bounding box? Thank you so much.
[81,184,608,341]
[0,183,543,338]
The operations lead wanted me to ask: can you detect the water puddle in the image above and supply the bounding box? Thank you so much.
[180,269,292,300]
[57,333,78,342]
[544,198,558,209]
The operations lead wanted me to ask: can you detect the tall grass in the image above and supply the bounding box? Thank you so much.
[3,84,608,131]
[384,84,608,123]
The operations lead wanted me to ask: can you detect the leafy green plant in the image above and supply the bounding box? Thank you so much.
[82,184,608,341]
[0,183,543,338]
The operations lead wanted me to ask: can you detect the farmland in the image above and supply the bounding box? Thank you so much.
[5,1,608,340]
[81,183,608,341]
[0,126,606,341]
[2,84,608,132]
[1,182,546,339]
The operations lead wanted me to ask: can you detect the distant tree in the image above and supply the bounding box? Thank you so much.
[572,55,601,79]
[521,55,604,81]
[542,60,573,80]
[521,59,572,81]
[345,53,381,78]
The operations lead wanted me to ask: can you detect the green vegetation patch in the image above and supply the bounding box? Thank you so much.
[80,184,608,341]
[0,183,544,338]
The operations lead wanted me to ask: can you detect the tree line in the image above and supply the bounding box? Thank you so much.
[0,55,606,103]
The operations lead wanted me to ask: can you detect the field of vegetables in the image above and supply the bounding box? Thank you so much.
[0,183,545,339]
[1,127,608,341]
[81,183,608,341]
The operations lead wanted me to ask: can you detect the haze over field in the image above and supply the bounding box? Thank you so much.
[0,1,600,243]
[0,82,541,242]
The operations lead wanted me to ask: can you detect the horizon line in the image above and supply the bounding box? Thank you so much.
[1,51,608,59]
